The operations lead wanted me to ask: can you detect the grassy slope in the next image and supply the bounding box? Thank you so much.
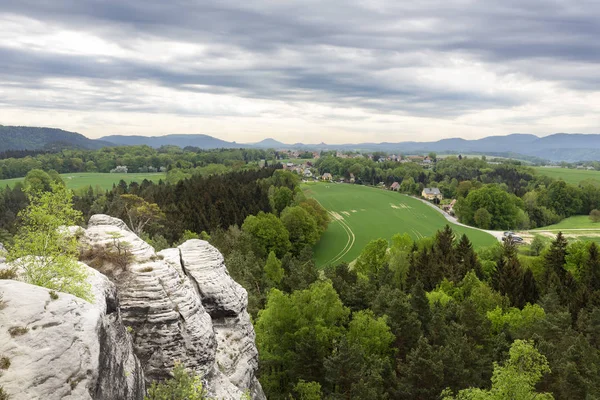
[0,172,165,191]
[534,167,600,185]
[534,215,600,230]
[304,182,496,267]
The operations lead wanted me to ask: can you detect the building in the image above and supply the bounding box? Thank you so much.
[322,173,333,181]
[422,187,443,200]
[390,182,400,191]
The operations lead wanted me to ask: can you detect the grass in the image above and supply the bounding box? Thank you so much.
[303,182,497,267]
[534,167,600,186]
[533,215,600,230]
[0,172,165,191]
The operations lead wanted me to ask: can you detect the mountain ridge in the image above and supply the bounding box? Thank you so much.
[2,125,600,162]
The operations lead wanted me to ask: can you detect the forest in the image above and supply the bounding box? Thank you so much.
[1,148,600,399]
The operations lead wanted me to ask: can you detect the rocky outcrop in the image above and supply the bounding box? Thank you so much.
[0,214,264,399]
[0,265,144,400]
[82,215,265,399]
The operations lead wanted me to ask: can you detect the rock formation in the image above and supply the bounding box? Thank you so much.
[0,214,265,400]
[0,265,144,400]
[80,214,265,399]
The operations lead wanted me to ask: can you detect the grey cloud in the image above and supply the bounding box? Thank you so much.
[1,0,600,118]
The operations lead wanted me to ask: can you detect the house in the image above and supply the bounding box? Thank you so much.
[391,182,400,191]
[422,187,443,200]
[303,169,313,178]
[322,173,333,181]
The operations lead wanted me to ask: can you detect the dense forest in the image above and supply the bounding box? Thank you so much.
[2,148,600,399]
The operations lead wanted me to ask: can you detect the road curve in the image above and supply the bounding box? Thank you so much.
[409,195,505,242]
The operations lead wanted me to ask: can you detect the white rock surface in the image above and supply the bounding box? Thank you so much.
[81,215,265,399]
[0,267,144,400]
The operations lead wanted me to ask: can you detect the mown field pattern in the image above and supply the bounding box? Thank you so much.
[304,183,496,267]
[0,172,165,190]
[534,167,600,185]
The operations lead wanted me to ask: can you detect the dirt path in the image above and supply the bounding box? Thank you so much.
[410,195,505,241]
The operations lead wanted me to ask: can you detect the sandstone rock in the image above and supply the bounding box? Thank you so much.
[0,266,144,400]
[81,215,265,399]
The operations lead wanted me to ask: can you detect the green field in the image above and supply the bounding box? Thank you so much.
[304,183,497,267]
[534,167,600,185]
[0,172,165,191]
[534,215,600,231]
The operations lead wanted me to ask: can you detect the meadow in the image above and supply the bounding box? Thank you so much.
[534,167,600,185]
[534,215,600,231]
[0,172,165,191]
[303,182,497,267]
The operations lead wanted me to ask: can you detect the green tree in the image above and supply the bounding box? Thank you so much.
[120,194,165,235]
[23,169,53,192]
[269,186,294,215]
[264,251,284,287]
[354,238,389,278]
[347,310,395,359]
[293,380,322,400]
[443,340,553,400]
[590,209,600,223]
[8,183,92,301]
[242,212,291,258]
[145,362,207,400]
[473,208,492,229]
[280,206,319,254]
[256,281,349,399]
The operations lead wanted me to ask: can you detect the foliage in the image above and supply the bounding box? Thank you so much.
[120,194,164,235]
[293,380,322,400]
[144,362,208,400]
[8,183,92,301]
[242,212,291,258]
[590,209,600,223]
[256,281,349,399]
[264,251,284,287]
[486,304,546,335]
[443,340,553,400]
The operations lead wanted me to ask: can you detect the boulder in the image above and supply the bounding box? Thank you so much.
[0,266,144,400]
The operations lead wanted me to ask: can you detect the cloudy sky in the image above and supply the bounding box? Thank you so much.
[1,0,600,143]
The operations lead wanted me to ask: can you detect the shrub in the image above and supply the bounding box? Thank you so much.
[49,291,59,300]
[0,356,10,370]
[144,362,208,400]
[79,233,134,272]
[8,183,92,302]
[0,268,17,280]
[590,209,600,223]
[0,386,9,400]
[8,326,28,337]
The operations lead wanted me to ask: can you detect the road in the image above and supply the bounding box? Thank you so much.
[411,196,505,241]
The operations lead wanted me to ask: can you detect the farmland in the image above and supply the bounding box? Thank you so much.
[534,167,600,185]
[303,182,497,267]
[0,172,165,191]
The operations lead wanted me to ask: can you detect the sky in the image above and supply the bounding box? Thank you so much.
[1,0,600,143]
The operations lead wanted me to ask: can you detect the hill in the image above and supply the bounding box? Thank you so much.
[0,126,112,151]
[100,134,239,149]
[303,183,496,267]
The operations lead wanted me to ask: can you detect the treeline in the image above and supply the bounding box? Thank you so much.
[0,145,275,179]
[237,225,600,399]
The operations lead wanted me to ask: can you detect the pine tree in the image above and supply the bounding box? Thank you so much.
[410,281,431,332]
[454,234,482,281]
[522,269,540,306]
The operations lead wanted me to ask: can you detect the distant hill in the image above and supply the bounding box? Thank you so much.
[252,138,287,148]
[0,126,112,152]
[5,125,600,162]
[96,131,600,162]
[100,134,239,149]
